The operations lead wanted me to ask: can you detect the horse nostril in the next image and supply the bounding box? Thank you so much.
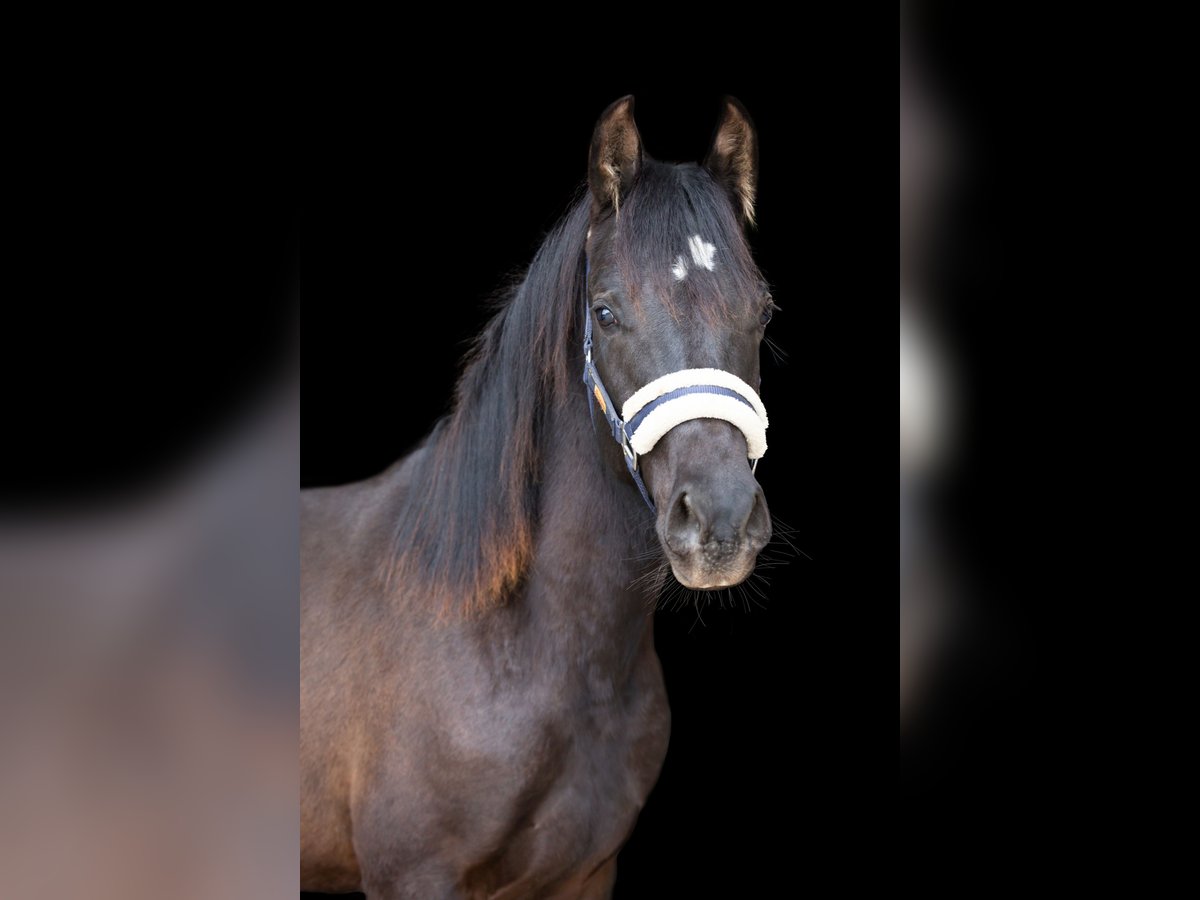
[669,491,693,526]
[747,489,771,545]
[745,490,761,531]
[667,490,704,550]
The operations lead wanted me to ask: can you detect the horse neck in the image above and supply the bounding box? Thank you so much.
[522,389,662,682]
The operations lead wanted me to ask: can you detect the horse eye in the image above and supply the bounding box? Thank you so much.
[759,305,774,327]
[596,306,616,327]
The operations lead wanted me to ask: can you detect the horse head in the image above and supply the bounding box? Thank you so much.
[583,96,773,591]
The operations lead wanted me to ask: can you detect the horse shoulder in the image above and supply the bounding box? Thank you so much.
[300,452,427,892]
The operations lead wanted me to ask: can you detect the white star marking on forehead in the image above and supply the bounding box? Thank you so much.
[671,235,718,282]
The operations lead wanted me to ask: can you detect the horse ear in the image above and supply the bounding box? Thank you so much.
[589,96,643,216]
[704,96,758,226]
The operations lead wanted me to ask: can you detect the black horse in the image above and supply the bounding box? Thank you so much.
[302,96,774,899]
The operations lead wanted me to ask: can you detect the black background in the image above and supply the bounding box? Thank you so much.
[298,8,1078,893]
[301,81,885,896]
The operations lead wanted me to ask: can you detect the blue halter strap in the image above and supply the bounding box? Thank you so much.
[582,255,657,512]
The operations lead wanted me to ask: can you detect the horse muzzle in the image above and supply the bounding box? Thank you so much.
[647,420,771,590]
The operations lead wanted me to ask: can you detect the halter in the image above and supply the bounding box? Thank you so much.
[581,254,769,513]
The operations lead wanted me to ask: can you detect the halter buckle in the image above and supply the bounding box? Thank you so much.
[622,437,638,471]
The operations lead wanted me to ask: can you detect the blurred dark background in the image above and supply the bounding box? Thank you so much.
[897,1,1103,864]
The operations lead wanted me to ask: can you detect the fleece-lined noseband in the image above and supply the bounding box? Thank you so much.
[582,255,768,513]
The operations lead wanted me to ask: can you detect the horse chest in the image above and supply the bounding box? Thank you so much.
[449,664,671,891]
[536,699,666,831]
